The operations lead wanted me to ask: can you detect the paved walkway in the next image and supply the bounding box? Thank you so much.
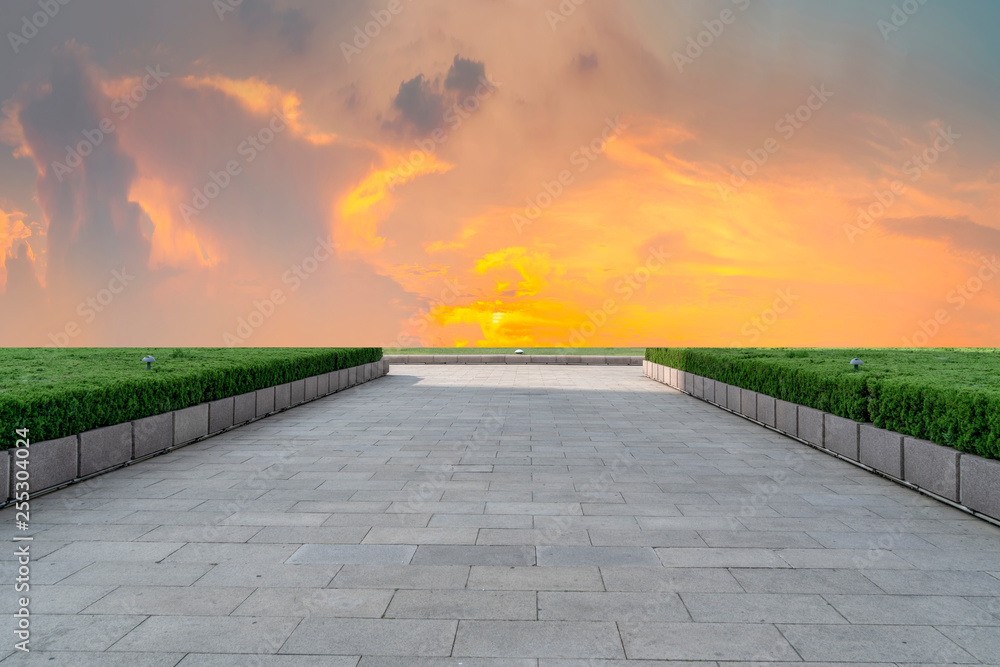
[3,365,1000,665]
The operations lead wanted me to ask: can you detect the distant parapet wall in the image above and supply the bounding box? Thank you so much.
[385,354,643,365]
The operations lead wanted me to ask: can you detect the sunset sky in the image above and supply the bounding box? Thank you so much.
[1,0,997,348]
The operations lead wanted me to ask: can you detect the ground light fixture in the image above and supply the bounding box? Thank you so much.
[143,355,156,370]
[515,349,524,354]
[850,358,863,371]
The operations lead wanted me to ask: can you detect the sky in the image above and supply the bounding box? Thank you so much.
[0,0,997,348]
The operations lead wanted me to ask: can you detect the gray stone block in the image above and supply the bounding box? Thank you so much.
[79,423,132,476]
[338,369,348,391]
[382,358,390,374]
[256,386,274,417]
[0,453,8,501]
[798,406,824,446]
[563,355,581,365]
[583,356,607,365]
[677,370,689,393]
[19,435,77,492]
[714,380,727,406]
[364,362,373,380]
[824,413,860,460]
[960,454,1000,520]
[208,397,234,434]
[407,355,432,364]
[274,383,291,410]
[608,356,630,366]
[233,392,256,424]
[757,394,776,428]
[174,404,209,446]
[775,400,797,436]
[434,355,459,364]
[643,360,650,376]
[290,379,305,405]
[316,372,329,396]
[859,425,903,478]
[740,389,756,420]
[304,375,317,401]
[134,412,173,457]
[349,367,357,387]
[726,385,741,413]
[668,367,677,387]
[904,437,960,502]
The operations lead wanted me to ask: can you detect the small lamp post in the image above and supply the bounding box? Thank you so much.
[143,355,156,370]
[850,358,863,371]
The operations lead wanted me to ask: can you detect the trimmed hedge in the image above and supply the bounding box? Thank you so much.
[1,347,381,447]
[646,347,1000,460]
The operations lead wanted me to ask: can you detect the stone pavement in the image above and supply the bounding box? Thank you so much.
[2,364,1000,665]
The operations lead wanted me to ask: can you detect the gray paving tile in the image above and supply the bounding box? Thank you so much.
[23,585,116,614]
[410,545,536,566]
[24,615,146,652]
[729,568,883,594]
[280,618,457,656]
[287,544,416,565]
[468,566,604,591]
[193,562,339,587]
[358,659,533,667]
[825,594,1000,625]
[177,656,358,667]
[778,624,976,663]
[536,546,661,567]
[682,593,846,623]
[619,622,798,661]
[109,615,301,654]
[453,620,625,659]
[385,589,536,620]
[332,565,470,589]
[861,569,1000,595]
[601,567,743,593]
[937,625,1000,664]
[60,562,212,587]
[0,652,184,666]
[82,586,253,616]
[538,591,688,621]
[233,587,393,617]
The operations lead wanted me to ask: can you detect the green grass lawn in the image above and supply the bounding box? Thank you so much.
[647,347,1000,458]
[384,347,645,356]
[0,347,381,445]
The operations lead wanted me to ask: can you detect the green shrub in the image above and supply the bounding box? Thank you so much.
[646,347,1000,459]
[0,347,382,447]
